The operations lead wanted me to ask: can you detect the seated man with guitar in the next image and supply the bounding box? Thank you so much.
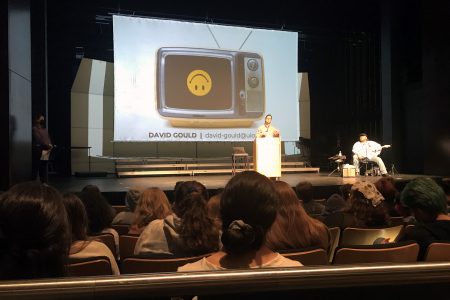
[352,133,391,176]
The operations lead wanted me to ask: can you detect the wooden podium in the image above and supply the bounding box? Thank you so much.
[253,137,281,178]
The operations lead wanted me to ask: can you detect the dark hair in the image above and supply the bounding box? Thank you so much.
[220,171,278,255]
[174,181,209,205]
[295,181,313,203]
[173,181,219,256]
[174,181,185,193]
[265,114,272,118]
[441,178,450,195]
[347,190,389,227]
[359,133,367,137]
[33,112,44,122]
[62,193,88,242]
[339,184,353,201]
[375,178,399,203]
[78,185,115,234]
[401,177,448,217]
[0,181,70,279]
[124,187,144,212]
[179,192,220,256]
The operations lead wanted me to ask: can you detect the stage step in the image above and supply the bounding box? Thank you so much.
[115,157,319,178]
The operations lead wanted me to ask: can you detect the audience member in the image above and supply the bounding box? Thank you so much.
[323,193,347,217]
[128,187,172,235]
[295,181,324,215]
[32,113,53,183]
[112,186,144,225]
[134,181,220,257]
[399,177,450,260]
[0,181,70,279]
[207,192,222,231]
[339,184,353,202]
[78,185,119,252]
[62,193,119,275]
[178,171,302,271]
[324,181,389,230]
[375,177,401,217]
[322,184,353,217]
[266,181,330,252]
[441,178,450,205]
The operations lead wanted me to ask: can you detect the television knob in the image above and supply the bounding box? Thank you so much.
[248,76,259,88]
[247,59,259,71]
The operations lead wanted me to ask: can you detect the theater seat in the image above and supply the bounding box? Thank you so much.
[119,234,139,260]
[333,241,419,264]
[424,242,450,262]
[67,256,112,276]
[112,205,128,215]
[90,233,116,257]
[389,217,405,226]
[328,227,341,263]
[340,225,404,246]
[121,254,212,274]
[112,224,131,236]
[280,247,329,266]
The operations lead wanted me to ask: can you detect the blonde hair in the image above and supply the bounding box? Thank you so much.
[207,193,222,230]
[131,187,172,229]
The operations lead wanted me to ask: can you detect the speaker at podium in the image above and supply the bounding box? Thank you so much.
[253,137,281,178]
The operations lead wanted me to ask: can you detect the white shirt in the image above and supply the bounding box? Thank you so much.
[178,253,302,272]
[70,240,120,275]
[256,124,279,138]
[352,140,382,160]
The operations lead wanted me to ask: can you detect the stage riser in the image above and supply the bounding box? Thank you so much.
[117,168,320,178]
[115,158,319,177]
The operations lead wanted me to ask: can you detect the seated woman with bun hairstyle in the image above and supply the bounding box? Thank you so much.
[178,171,302,271]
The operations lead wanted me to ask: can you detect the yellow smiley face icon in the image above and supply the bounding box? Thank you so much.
[186,70,212,96]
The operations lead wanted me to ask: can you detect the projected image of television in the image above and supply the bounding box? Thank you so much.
[159,49,235,111]
[157,47,265,127]
[113,16,298,141]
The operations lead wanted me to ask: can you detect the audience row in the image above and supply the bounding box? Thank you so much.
[0,173,449,279]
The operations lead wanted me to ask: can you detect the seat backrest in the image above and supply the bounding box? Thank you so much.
[90,233,116,257]
[67,256,112,276]
[232,147,246,154]
[281,248,329,266]
[112,224,131,236]
[328,227,341,263]
[424,242,450,262]
[314,199,326,205]
[333,241,419,265]
[121,254,211,274]
[389,217,405,226]
[405,224,416,233]
[112,205,128,215]
[119,235,140,260]
[340,225,404,246]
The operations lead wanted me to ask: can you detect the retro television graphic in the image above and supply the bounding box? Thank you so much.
[157,47,265,128]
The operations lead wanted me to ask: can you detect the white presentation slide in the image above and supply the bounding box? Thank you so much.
[113,15,299,142]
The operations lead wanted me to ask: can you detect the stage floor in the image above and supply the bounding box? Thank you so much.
[50,172,436,194]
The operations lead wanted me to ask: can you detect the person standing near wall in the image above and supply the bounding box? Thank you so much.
[32,113,53,183]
